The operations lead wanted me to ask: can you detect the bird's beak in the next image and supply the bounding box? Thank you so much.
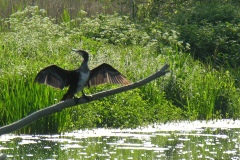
[72,49,78,52]
[72,49,85,53]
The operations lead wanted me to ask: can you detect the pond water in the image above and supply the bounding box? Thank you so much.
[0,119,240,159]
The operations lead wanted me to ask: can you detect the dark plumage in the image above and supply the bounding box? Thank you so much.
[34,49,130,101]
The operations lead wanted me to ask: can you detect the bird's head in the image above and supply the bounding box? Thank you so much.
[72,49,89,61]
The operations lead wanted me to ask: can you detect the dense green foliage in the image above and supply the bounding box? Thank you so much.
[0,0,240,134]
[172,1,240,67]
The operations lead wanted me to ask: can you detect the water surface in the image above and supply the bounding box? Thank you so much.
[0,119,240,159]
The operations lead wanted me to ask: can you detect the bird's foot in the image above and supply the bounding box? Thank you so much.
[60,93,74,101]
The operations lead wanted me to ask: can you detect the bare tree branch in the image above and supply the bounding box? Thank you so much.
[0,64,169,135]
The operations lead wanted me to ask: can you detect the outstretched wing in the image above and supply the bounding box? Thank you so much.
[34,65,73,89]
[88,63,130,87]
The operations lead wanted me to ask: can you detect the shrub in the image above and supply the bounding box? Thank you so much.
[4,6,70,57]
[75,14,150,46]
[173,1,240,67]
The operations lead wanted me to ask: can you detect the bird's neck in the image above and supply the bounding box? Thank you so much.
[82,53,89,62]
[79,60,89,72]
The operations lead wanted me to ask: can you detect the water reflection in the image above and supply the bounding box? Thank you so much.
[0,119,240,159]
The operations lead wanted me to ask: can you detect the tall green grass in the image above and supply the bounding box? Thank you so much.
[0,6,240,134]
[164,53,239,120]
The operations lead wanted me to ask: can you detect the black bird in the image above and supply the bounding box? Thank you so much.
[34,49,130,101]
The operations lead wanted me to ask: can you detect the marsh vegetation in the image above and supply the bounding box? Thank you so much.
[0,0,239,134]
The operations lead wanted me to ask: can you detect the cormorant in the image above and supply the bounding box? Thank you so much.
[34,49,130,101]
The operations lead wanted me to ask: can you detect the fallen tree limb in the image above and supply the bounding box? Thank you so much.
[0,64,169,135]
